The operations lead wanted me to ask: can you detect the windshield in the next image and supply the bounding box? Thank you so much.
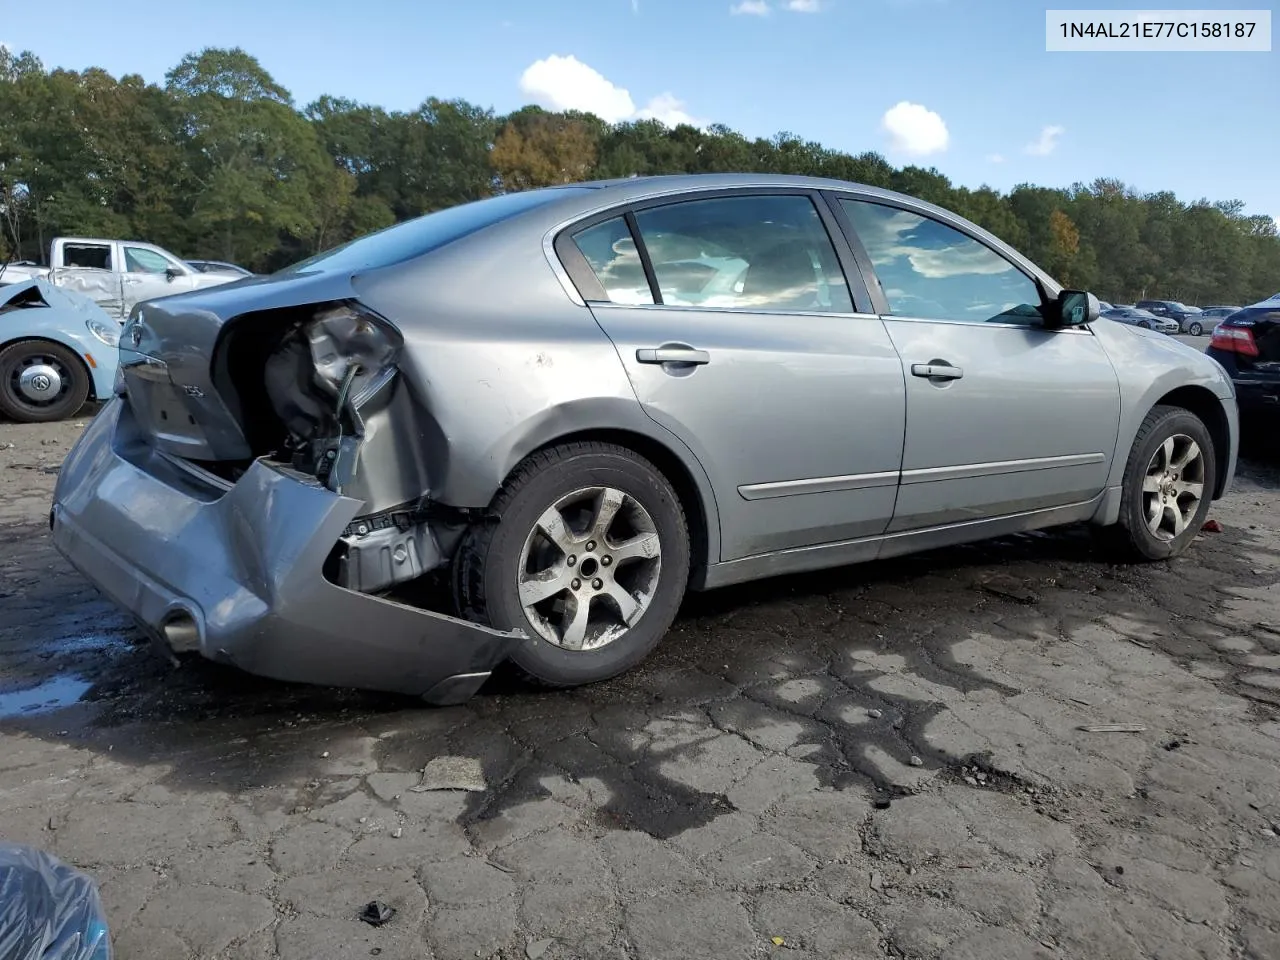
[279,188,592,276]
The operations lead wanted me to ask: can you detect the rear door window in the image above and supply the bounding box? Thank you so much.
[630,194,854,312]
[570,218,655,305]
[63,243,112,270]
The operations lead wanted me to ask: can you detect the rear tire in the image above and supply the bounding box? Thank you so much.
[1188,321,1203,336]
[454,442,690,688]
[1107,404,1216,561]
[0,340,90,423]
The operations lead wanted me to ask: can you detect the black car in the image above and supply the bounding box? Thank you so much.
[1207,296,1280,421]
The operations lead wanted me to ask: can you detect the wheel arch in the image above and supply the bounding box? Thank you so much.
[1150,385,1232,499]
[522,426,722,587]
[0,334,99,401]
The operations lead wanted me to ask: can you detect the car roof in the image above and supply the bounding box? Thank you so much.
[564,173,953,208]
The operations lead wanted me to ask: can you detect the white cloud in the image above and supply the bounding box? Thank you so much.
[519,55,704,128]
[636,92,700,127]
[631,0,639,12]
[909,243,1014,278]
[987,153,1005,163]
[731,1,771,14]
[519,55,638,123]
[1024,124,1065,156]
[880,101,949,157]
[787,0,821,10]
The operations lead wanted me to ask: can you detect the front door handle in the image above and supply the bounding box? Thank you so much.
[636,347,710,365]
[911,362,963,381]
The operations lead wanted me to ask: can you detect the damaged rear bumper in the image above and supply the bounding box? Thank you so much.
[49,399,526,705]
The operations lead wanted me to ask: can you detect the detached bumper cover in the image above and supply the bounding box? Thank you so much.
[50,400,526,705]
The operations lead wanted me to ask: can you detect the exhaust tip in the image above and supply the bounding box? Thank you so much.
[161,613,200,653]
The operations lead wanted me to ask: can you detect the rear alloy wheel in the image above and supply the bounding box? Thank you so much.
[0,340,90,423]
[1140,320,1153,329]
[455,442,690,687]
[1110,404,1216,561]
[1188,320,1203,336]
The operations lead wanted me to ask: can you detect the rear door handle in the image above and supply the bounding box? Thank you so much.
[636,347,710,365]
[911,362,963,381]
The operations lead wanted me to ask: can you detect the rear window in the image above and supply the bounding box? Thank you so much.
[279,188,592,276]
[64,243,112,270]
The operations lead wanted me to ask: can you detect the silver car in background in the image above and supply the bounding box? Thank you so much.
[50,174,1239,704]
[1198,305,1242,331]
[1101,305,1181,334]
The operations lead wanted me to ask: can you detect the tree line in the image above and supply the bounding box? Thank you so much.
[2,46,1276,305]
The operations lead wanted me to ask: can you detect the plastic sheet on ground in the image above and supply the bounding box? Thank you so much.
[0,844,112,960]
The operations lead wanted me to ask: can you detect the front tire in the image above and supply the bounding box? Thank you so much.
[1188,321,1203,336]
[454,442,690,688]
[1109,405,1216,561]
[0,340,90,423]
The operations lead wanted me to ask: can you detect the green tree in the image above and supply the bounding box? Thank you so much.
[165,47,334,266]
[1,45,1277,300]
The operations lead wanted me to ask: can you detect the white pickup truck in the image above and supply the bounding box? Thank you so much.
[0,237,243,320]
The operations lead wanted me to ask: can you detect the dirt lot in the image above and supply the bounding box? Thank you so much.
[3,401,1280,960]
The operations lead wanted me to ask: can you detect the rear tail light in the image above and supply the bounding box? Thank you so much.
[1210,325,1259,357]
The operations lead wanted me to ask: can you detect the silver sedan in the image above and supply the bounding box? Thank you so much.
[1101,306,1181,334]
[50,174,1239,703]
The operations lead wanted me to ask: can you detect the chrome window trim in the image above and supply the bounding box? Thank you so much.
[883,314,1095,333]
[587,302,883,321]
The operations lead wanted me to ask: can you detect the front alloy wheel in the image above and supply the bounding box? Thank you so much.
[1110,404,1217,561]
[1140,435,1205,541]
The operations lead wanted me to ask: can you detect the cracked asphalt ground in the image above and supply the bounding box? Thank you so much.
[2,406,1280,959]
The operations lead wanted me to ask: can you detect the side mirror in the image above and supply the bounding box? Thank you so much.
[1050,289,1099,328]
[164,265,182,281]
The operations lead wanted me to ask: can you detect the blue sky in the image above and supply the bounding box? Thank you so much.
[4,0,1277,221]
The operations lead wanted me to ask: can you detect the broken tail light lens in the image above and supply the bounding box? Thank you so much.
[1209,325,1259,357]
[304,304,403,403]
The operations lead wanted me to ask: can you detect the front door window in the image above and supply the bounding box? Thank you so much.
[840,199,1043,325]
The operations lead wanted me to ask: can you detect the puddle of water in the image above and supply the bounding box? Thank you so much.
[0,676,93,719]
